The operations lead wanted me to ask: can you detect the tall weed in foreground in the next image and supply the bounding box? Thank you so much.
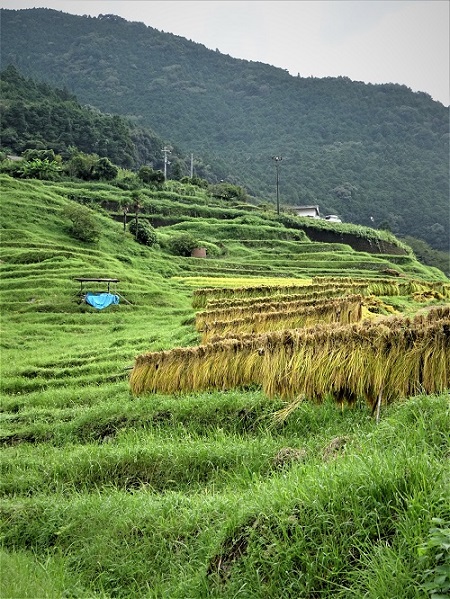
[0,548,98,598]
[1,395,448,598]
[201,396,449,599]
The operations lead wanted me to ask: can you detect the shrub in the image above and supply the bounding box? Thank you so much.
[199,241,225,258]
[91,157,118,181]
[22,149,58,162]
[64,153,118,181]
[129,220,157,246]
[115,174,141,190]
[0,160,23,177]
[64,152,98,180]
[14,158,62,180]
[180,175,209,189]
[167,232,198,256]
[209,182,247,202]
[63,203,101,243]
[137,166,165,186]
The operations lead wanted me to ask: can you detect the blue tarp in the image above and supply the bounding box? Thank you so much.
[85,292,120,310]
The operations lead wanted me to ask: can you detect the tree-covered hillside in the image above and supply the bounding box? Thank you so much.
[0,65,213,179]
[0,65,161,169]
[1,8,448,251]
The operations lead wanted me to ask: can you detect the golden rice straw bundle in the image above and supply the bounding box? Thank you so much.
[441,283,450,299]
[200,295,363,343]
[130,335,268,396]
[200,316,256,344]
[204,285,356,310]
[262,317,450,410]
[313,276,396,286]
[266,325,342,403]
[193,280,369,310]
[204,289,344,310]
[131,308,449,402]
[206,320,352,345]
[375,322,449,400]
[415,321,449,393]
[313,276,450,300]
[196,293,359,331]
[253,296,362,330]
[413,305,450,324]
[192,283,310,309]
[276,319,409,405]
[132,321,346,397]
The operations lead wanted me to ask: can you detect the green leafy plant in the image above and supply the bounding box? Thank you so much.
[180,175,209,189]
[137,165,165,186]
[91,157,118,181]
[63,203,101,243]
[210,182,248,203]
[128,220,157,246]
[167,232,199,256]
[17,158,62,180]
[419,518,450,599]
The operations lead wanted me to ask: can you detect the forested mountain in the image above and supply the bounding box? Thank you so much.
[0,65,214,178]
[1,8,448,251]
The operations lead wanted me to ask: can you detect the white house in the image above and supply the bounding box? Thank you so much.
[291,205,321,218]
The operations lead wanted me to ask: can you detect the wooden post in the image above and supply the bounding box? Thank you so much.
[375,389,383,424]
[123,206,128,233]
[133,201,141,240]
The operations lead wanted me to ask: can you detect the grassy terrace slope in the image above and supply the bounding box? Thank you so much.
[0,175,449,598]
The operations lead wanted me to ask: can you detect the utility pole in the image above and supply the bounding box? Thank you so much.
[122,205,129,233]
[272,156,282,215]
[190,153,194,178]
[162,146,171,181]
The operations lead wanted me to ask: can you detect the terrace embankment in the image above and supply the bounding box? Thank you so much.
[289,225,408,255]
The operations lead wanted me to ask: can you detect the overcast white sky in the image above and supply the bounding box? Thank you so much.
[1,0,449,105]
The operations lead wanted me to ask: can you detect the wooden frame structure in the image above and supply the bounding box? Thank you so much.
[74,278,119,294]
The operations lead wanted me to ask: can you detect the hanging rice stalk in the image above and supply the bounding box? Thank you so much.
[192,283,312,309]
[193,277,449,310]
[199,295,363,343]
[204,285,354,310]
[129,335,267,396]
[192,280,364,310]
[265,316,450,413]
[313,277,450,299]
[196,292,363,331]
[130,307,449,412]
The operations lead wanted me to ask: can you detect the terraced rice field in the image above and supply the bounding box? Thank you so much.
[1,176,449,598]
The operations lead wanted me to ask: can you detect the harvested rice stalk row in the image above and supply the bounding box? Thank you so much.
[205,308,450,344]
[313,277,450,299]
[413,305,450,323]
[192,283,311,309]
[193,278,450,309]
[192,281,365,310]
[204,286,354,310]
[196,293,362,330]
[130,336,266,396]
[130,312,450,409]
[199,296,363,343]
[263,319,450,409]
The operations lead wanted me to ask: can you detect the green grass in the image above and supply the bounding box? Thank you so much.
[1,175,449,598]
[1,395,448,597]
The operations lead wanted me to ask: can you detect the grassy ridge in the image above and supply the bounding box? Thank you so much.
[1,175,449,598]
[1,395,449,597]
